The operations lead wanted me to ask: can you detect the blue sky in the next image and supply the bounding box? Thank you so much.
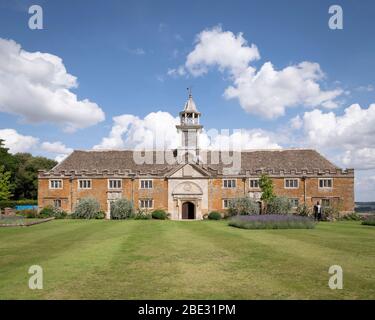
[0,0,374,200]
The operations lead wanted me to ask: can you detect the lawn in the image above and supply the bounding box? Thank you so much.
[0,220,374,299]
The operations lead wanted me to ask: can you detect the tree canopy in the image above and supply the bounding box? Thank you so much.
[0,139,57,200]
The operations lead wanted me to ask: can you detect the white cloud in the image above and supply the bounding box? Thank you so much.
[224,61,343,118]
[94,111,281,151]
[0,128,38,153]
[167,66,186,77]
[185,26,260,77]
[302,104,375,150]
[41,141,73,155]
[127,48,146,55]
[300,103,375,169]
[0,128,72,162]
[290,115,303,130]
[0,38,105,132]
[94,111,180,150]
[355,85,374,92]
[342,148,375,170]
[171,26,343,119]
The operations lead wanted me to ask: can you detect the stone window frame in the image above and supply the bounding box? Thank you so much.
[318,178,333,189]
[321,198,331,207]
[139,199,153,209]
[49,179,63,189]
[223,179,236,189]
[108,179,122,190]
[284,178,299,189]
[249,178,260,189]
[140,179,153,189]
[53,199,62,208]
[78,179,92,190]
[222,199,233,209]
[289,198,299,208]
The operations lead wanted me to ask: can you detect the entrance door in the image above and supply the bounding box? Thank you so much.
[182,201,195,219]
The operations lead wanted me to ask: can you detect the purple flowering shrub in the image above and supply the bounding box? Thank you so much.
[228,214,316,229]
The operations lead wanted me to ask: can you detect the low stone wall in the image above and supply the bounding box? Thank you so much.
[0,217,55,227]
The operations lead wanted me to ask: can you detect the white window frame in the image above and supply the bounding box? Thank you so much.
[108,179,122,190]
[222,199,233,209]
[322,198,331,207]
[78,179,92,189]
[319,178,333,189]
[284,178,299,189]
[53,199,62,208]
[249,179,260,189]
[289,198,299,208]
[139,199,153,209]
[49,179,63,189]
[223,179,236,189]
[140,179,153,189]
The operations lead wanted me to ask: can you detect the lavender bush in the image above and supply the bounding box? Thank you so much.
[228,214,316,229]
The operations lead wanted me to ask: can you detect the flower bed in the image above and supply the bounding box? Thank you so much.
[228,214,316,230]
[362,215,375,226]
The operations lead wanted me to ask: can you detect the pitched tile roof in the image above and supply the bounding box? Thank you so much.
[47,149,344,176]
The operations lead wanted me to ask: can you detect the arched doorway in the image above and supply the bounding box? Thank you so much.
[182,202,195,219]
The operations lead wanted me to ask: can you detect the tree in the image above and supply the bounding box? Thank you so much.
[259,174,275,203]
[13,153,57,199]
[0,138,57,200]
[0,165,12,200]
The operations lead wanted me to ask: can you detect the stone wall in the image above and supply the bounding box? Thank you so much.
[38,175,355,216]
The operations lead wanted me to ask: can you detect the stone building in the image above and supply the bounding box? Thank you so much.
[38,94,355,219]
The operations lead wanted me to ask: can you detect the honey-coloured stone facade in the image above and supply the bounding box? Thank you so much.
[38,170,355,219]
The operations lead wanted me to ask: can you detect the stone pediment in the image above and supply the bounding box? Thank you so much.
[167,163,209,178]
[172,181,203,195]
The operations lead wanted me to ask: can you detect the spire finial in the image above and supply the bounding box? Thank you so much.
[187,86,192,98]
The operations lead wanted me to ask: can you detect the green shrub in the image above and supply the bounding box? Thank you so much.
[340,212,362,221]
[110,198,133,220]
[296,204,311,217]
[208,211,222,220]
[39,206,55,217]
[228,197,260,216]
[152,209,168,220]
[74,198,101,219]
[362,215,375,226]
[0,199,37,209]
[95,211,106,219]
[266,196,292,214]
[39,206,67,219]
[17,209,38,218]
[134,209,152,220]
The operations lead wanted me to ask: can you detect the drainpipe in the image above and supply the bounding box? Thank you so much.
[129,173,135,205]
[69,175,74,213]
[302,176,307,205]
[242,177,246,196]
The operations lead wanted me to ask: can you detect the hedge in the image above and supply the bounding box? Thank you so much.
[0,199,37,209]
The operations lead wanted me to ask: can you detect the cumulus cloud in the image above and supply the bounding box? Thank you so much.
[0,128,72,162]
[299,104,375,169]
[185,26,260,77]
[41,141,73,155]
[93,110,281,151]
[302,104,375,150]
[342,148,375,170]
[94,111,180,150]
[170,26,343,118]
[0,38,105,132]
[0,128,38,153]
